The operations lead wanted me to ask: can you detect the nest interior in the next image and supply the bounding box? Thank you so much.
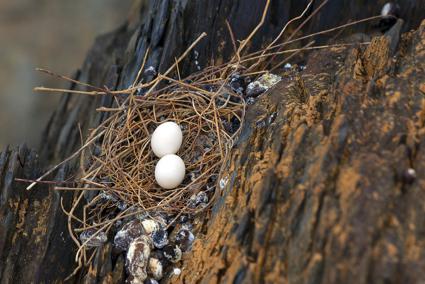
[82,83,245,215]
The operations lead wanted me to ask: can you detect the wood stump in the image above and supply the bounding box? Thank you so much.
[1,1,424,283]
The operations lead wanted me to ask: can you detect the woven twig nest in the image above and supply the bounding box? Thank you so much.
[81,84,244,215]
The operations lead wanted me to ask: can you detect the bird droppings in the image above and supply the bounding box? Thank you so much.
[141,219,160,235]
[163,244,182,263]
[117,201,128,211]
[268,112,278,124]
[98,192,118,202]
[148,257,164,280]
[193,51,202,70]
[381,2,400,18]
[142,66,158,86]
[144,278,159,284]
[79,229,107,247]
[222,116,242,135]
[219,175,229,189]
[196,191,208,204]
[173,267,182,276]
[114,220,146,251]
[246,97,256,105]
[181,222,194,231]
[111,208,197,282]
[152,229,169,249]
[229,72,250,95]
[188,195,197,208]
[246,73,282,97]
[126,235,152,281]
[175,228,195,251]
[403,168,416,184]
[179,214,189,223]
[189,171,197,181]
[379,2,400,32]
[144,66,157,77]
[188,191,209,208]
[256,119,267,128]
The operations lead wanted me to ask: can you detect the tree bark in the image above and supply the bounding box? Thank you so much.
[0,0,424,283]
[180,21,425,284]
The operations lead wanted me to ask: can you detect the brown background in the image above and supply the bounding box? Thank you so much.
[0,0,133,149]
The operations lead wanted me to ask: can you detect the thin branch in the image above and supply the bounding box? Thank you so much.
[26,130,105,190]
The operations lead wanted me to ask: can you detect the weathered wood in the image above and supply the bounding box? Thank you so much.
[179,21,425,284]
[0,0,424,283]
[0,146,77,282]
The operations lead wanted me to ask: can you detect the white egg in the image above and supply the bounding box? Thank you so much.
[151,122,183,158]
[155,154,185,189]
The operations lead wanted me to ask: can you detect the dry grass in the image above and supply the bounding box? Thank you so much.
[80,78,244,215]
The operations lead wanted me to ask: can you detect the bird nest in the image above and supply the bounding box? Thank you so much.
[80,81,244,215]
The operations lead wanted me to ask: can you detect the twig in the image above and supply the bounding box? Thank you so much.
[145,32,207,94]
[36,68,105,92]
[26,130,105,190]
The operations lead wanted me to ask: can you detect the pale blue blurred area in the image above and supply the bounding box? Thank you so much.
[0,0,134,149]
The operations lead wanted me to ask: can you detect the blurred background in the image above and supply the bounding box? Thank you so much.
[0,0,133,149]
